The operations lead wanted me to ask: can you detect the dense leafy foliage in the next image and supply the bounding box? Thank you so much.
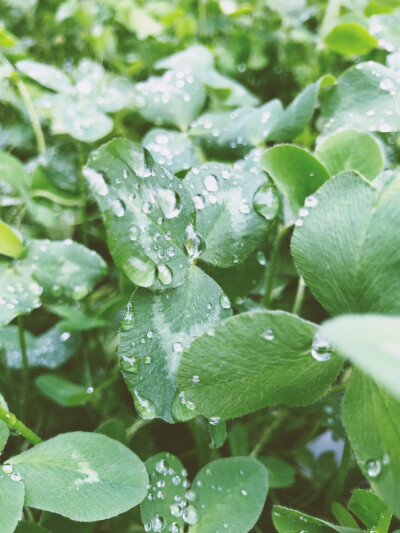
[1,0,400,531]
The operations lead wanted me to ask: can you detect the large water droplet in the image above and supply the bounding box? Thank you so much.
[253,183,279,221]
[184,224,205,260]
[133,390,156,419]
[157,188,182,219]
[366,459,381,478]
[262,328,274,341]
[152,514,166,532]
[10,472,21,482]
[183,505,198,525]
[311,333,332,362]
[158,264,173,286]
[120,303,134,332]
[220,294,231,309]
[193,194,205,210]
[209,416,220,425]
[120,355,140,374]
[204,174,218,192]
[128,255,156,287]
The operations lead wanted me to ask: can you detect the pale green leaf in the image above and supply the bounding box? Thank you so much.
[0,471,25,533]
[315,129,384,180]
[343,370,400,519]
[291,171,400,315]
[325,23,378,55]
[35,375,94,407]
[0,221,24,258]
[188,457,268,533]
[320,314,400,399]
[272,505,361,532]
[177,311,342,419]
[6,432,148,521]
[16,60,72,92]
[0,265,42,326]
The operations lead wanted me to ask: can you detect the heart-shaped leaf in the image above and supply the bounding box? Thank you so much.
[85,139,195,290]
[291,170,400,315]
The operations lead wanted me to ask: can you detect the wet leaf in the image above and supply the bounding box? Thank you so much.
[35,375,95,406]
[0,470,25,533]
[0,265,42,326]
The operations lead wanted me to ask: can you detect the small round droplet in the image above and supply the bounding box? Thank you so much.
[192,375,200,383]
[304,195,318,208]
[263,328,274,341]
[366,459,381,478]
[2,465,13,475]
[209,416,220,425]
[220,294,231,309]
[174,342,183,353]
[11,472,21,482]
[311,333,332,362]
[204,174,218,192]
[241,489,248,496]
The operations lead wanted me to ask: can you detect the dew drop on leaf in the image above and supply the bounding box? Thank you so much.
[183,504,198,524]
[133,390,156,419]
[203,174,218,192]
[311,333,332,362]
[220,294,231,309]
[252,182,279,221]
[158,264,173,286]
[262,328,274,341]
[366,459,381,477]
[209,416,221,425]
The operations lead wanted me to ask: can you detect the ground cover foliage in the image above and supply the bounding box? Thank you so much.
[0,0,400,531]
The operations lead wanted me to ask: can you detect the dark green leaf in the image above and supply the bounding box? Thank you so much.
[272,505,360,532]
[35,375,94,406]
[348,489,391,529]
[258,456,296,489]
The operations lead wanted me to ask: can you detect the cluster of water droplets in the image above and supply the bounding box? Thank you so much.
[0,276,42,314]
[2,464,21,482]
[295,194,318,227]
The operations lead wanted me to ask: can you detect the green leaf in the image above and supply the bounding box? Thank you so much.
[199,68,260,107]
[258,457,296,489]
[291,171,400,315]
[49,305,108,332]
[134,70,206,130]
[325,23,378,55]
[190,100,283,150]
[267,76,334,143]
[0,326,79,369]
[0,393,9,454]
[140,452,187,533]
[18,239,107,303]
[118,265,232,422]
[315,129,384,180]
[320,62,400,134]
[16,60,72,92]
[261,144,330,218]
[143,128,200,174]
[6,431,148,521]
[348,489,391,530]
[95,419,128,446]
[35,375,94,406]
[330,502,361,529]
[85,138,195,290]
[272,505,360,532]
[343,370,400,519]
[155,45,214,71]
[0,470,25,533]
[209,420,227,449]
[182,163,272,267]
[320,314,400,399]
[0,265,42,326]
[188,457,268,532]
[30,167,81,206]
[177,311,342,419]
[0,220,24,258]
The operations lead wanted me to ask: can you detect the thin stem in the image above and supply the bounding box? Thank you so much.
[78,145,88,246]
[15,77,46,155]
[262,225,291,308]
[24,507,35,522]
[0,405,42,445]
[249,410,288,458]
[126,418,150,441]
[18,316,29,419]
[292,276,306,316]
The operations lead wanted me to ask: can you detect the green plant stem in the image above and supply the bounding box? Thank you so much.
[262,225,291,308]
[24,506,35,522]
[127,418,150,441]
[292,276,306,315]
[78,145,88,246]
[18,316,29,419]
[15,77,46,155]
[249,410,288,458]
[0,405,42,445]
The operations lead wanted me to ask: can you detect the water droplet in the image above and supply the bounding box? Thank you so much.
[183,505,198,525]
[142,202,152,214]
[253,183,279,221]
[263,328,274,341]
[144,355,152,364]
[170,503,182,517]
[239,202,250,214]
[204,174,218,192]
[60,332,71,342]
[86,386,94,394]
[133,390,156,419]
[186,489,196,501]
[121,355,140,374]
[2,465,13,474]
[380,78,394,91]
[151,513,166,532]
[83,168,109,196]
[366,459,381,478]
[144,524,151,532]
[157,188,182,219]
[120,303,134,332]
[304,195,318,208]
[311,333,332,362]
[10,472,21,482]
[129,225,140,241]
[298,207,309,217]
[158,264,173,286]
[110,199,125,217]
[294,218,303,227]
[172,475,181,485]
[128,255,156,287]
[193,194,205,210]
[167,246,175,257]
[192,375,200,383]
[184,224,206,260]
[169,523,180,533]
[156,459,169,474]
[209,416,220,425]
[241,489,248,496]
[173,342,183,353]
[220,294,231,309]
[382,453,390,465]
